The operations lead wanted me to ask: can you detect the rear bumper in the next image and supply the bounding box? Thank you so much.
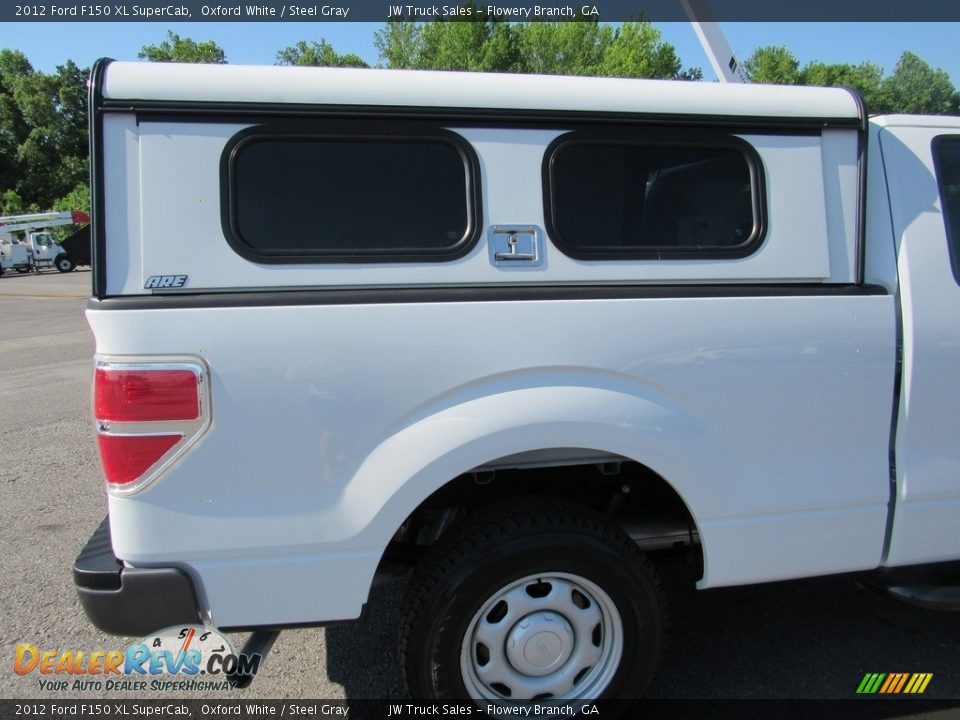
[73,516,203,636]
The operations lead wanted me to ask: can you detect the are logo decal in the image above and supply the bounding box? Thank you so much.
[145,275,188,289]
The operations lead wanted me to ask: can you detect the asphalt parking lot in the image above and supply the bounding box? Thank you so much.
[1,270,958,710]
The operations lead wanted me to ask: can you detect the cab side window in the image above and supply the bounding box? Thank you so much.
[934,136,960,284]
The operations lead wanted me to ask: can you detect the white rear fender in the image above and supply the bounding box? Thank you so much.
[348,383,713,550]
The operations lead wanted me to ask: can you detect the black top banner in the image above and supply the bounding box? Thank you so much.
[3,0,960,23]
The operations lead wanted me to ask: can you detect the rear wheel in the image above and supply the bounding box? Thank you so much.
[401,498,665,704]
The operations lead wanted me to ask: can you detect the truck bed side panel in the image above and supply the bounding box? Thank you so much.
[90,293,893,627]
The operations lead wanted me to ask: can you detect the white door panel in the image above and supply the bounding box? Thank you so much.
[882,126,960,565]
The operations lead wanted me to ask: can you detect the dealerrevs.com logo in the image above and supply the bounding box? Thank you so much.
[14,625,260,692]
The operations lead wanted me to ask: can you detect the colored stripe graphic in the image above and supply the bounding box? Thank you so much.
[857,673,932,694]
[913,673,933,694]
[856,673,886,694]
[892,673,909,693]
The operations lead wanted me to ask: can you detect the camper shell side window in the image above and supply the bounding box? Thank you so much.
[543,130,766,260]
[221,122,483,264]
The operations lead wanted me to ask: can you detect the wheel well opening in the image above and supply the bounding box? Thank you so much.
[376,450,703,585]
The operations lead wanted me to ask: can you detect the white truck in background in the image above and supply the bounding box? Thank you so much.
[0,210,90,274]
[73,60,960,704]
[0,230,30,276]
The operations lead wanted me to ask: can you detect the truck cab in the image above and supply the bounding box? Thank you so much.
[23,231,75,272]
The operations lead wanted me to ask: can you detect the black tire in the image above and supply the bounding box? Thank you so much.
[54,254,76,273]
[15,266,29,274]
[400,497,665,704]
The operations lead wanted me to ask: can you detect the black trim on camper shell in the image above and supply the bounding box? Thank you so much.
[87,283,888,312]
[99,97,866,132]
[844,85,870,286]
[542,129,767,261]
[89,58,112,299]
[219,122,483,264]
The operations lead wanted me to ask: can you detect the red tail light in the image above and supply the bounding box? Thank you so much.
[94,362,208,491]
[97,434,183,485]
[95,369,199,422]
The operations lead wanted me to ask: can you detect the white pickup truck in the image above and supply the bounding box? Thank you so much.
[74,60,960,703]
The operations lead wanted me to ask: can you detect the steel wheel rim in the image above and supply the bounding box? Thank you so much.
[460,571,623,702]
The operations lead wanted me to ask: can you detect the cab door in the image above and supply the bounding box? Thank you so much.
[881,123,960,566]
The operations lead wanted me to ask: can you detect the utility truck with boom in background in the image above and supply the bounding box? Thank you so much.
[0,210,90,273]
[73,59,960,703]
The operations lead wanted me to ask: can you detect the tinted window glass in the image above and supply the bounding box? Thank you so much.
[935,136,960,284]
[225,132,477,261]
[547,138,761,259]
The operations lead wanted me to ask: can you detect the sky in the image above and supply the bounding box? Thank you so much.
[2,21,958,86]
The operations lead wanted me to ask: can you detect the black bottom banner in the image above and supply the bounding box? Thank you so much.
[3,699,959,720]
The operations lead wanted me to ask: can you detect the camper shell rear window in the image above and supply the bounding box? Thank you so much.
[543,130,766,260]
[221,123,482,263]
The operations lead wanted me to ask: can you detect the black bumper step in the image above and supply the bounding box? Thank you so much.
[74,516,204,636]
[73,516,123,590]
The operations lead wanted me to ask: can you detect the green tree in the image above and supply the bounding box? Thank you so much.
[138,31,227,64]
[0,189,37,216]
[0,51,88,212]
[878,51,959,115]
[276,40,368,68]
[53,181,89,214]
[0,50,33,204]
[51,181,91,239]
[417,15,521,72]
[481,21,523,72]
[518,21,610,76]
[375,15,522,72]
[375,18,696,80]
[801,60,884,111]
[13,60,87,204]
[373,21,423,69]
[599,21,696,79]
[744,45,958,115]
[743,46,801,84]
